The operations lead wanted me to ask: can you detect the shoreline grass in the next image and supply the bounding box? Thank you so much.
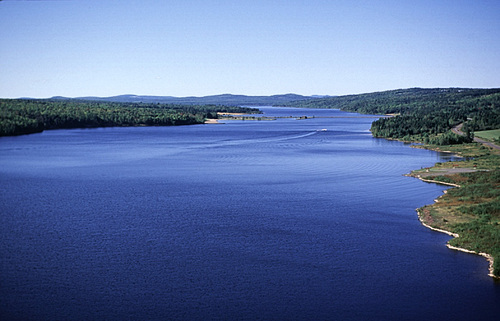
[408,142,500,278]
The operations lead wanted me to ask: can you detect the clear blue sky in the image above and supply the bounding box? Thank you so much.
[1,0,499,98]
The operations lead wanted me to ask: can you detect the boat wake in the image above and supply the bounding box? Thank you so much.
[202,130,320,149]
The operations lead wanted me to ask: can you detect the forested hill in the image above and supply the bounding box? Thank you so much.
[284,88,500,145]
[0,99,257,136]
[52,93,316,106]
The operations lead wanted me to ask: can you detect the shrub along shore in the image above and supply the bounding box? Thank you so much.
[409,143,499,278]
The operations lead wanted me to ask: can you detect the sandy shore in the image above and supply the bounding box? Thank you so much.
[216,112,248,116]
[412,175,461,187]
[446,244,496,278]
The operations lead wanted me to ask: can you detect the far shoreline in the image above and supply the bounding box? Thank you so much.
[204,119,219,124]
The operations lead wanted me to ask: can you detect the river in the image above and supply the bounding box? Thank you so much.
[1,107,499,320]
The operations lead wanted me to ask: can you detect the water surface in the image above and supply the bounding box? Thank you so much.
[1,107,499,320]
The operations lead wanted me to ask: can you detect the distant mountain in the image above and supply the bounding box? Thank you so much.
[310,95,333,98]
[50,93,316,106]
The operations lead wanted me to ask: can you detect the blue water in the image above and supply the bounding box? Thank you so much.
[1,107,499,320]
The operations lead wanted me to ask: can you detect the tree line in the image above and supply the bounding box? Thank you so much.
[284,88,500,145]
[0,99,257,136]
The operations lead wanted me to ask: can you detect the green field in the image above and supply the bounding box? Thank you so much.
[475,129,500,141]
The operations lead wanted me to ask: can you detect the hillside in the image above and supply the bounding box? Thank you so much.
[285,87,500,144]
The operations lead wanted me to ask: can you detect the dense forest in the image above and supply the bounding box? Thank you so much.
[0,99,257,136]
[3,88,500,140]
[285,88,500,145]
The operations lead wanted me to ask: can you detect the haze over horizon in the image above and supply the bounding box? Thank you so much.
[1,0,499,99]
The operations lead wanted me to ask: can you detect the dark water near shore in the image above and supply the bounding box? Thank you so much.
[1,107,499,320]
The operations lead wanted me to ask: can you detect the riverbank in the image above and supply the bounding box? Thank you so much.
[416,185,497,279]
[408,143,500,279]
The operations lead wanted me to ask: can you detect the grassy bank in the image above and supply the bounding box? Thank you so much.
[409,143,500,278]
[475,129,500,142]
